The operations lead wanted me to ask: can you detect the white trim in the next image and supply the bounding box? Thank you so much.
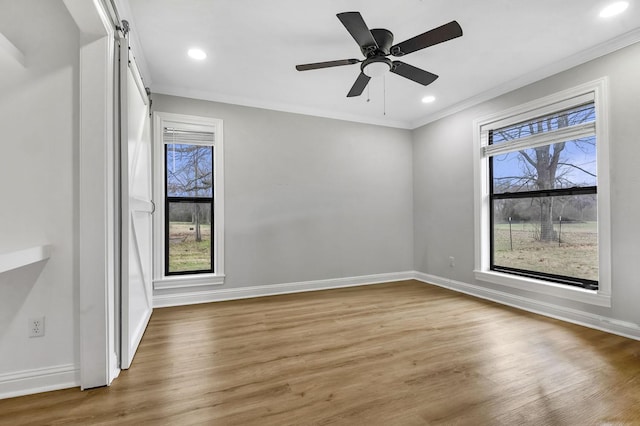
[475,80,601,132]
[479,92,595,133]
[413,272,640,341]
[110,351,120,383]
[472,77,611,305]
[64,0,118,389]
[483,122,595,157]
[152,270,639,341]
[411,28,640,129]
[154,274,225,290]
[153,271,415,308]
[153,84,411,130]
[592,77,612,302]
[153,112,225,285]
[473,270,610,307]
[0,364,79,400]
[135,29,639,132]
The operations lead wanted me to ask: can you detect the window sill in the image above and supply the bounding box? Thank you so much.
[474,270,611,307]
[153,274,225,290]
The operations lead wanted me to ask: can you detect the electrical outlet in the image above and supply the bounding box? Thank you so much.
[29,317,45,338]
[449,256,455,268]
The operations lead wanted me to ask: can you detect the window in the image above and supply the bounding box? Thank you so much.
[165,132,214,275]
[153,113,224,288]
[474,79,611,306]
[490,102,597,289]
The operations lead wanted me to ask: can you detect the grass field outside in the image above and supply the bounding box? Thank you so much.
[493,221,598,281]
[167,218,596,282]
[168,222,211,273]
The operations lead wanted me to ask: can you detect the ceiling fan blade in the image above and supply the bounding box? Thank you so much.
[337,12,378,54]
[296,59,360,71]
[347,72,371,97]
[391,61,439,86]
[391,21,463,57]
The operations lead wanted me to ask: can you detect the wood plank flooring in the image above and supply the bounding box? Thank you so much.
[2,280,640,425]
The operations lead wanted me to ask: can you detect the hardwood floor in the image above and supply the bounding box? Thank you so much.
[2,280,640,425]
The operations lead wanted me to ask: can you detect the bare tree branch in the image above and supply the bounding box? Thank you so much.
[519,150,537,168]
[557,162,597,177]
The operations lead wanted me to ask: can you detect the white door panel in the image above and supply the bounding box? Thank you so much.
[120,38,153,370]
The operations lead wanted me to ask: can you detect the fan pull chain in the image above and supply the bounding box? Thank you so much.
[383,75,387,116]
[367,84,370,102]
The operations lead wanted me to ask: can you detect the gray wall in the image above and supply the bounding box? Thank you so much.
[1,1,637,397]
[0,0,79,378]
[153,95,414,289]
[413,41,640,324]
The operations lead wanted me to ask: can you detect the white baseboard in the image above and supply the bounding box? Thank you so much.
[0,364,79,400]
[109,351,120,385]
[413,271,640,341]
[5,271,634,401]
[153,271,415,308]
[155,269,640,340]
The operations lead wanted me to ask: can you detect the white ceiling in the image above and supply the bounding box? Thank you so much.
[123,0,640,129]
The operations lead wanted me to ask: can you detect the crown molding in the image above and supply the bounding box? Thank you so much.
[410,27,640,130]
[148,28,640,132]
[151,84,413,129]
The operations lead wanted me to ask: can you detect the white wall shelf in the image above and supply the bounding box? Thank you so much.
[0,31,26,69]
[0,245,52,275]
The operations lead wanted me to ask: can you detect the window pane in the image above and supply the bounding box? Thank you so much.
[168,202,212,274]
[166,144,213,197]
[492,138,596,194]
[492,194,598,283]
[491,103,595,145]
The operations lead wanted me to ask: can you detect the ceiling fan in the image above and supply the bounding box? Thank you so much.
[295,12,463,97]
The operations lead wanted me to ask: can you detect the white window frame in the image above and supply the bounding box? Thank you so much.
[153,112,225,289]
[473,78,611,307]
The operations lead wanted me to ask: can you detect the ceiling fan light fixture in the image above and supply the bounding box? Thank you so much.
[362,58,392,78]
[295,12,463,97]
[422,95,436,103]
[599,1,629,17]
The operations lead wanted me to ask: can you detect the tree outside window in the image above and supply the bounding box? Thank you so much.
[165,137,214,275]
[488,102,598,289]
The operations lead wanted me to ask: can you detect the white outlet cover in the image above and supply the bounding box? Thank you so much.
[28,317,45,338]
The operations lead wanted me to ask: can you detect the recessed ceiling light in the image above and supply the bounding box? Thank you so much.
[422,95,436,104]
[599,1,629,17]
[188,48,207,60]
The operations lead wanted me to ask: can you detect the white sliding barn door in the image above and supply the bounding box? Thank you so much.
[119,39,153,369]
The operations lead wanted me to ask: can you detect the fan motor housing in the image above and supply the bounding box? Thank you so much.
[370,28,394,55]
